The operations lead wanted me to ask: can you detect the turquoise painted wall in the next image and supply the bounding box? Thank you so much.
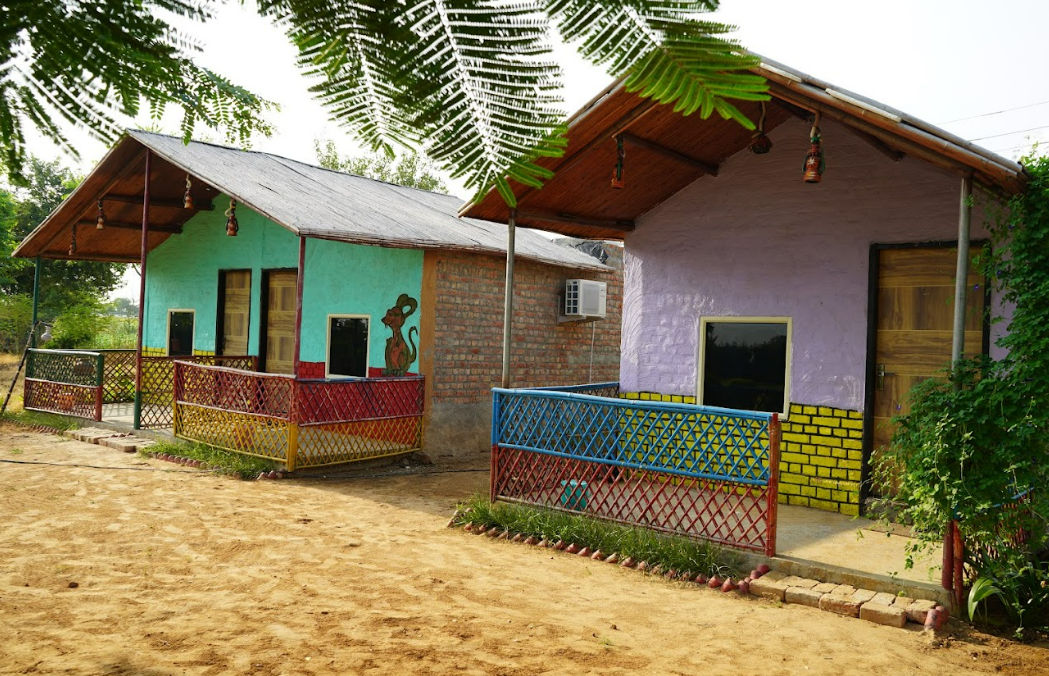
[144,196,423,370]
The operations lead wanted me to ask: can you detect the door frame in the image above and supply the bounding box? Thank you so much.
[860,240,991,512]
[216,269,252,357]
[259,267,298,373]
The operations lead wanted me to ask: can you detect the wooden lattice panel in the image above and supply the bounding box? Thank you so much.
[24,379,100,420]
[175,403,291,463]
[100,350,136,404]
[491,385,781,556]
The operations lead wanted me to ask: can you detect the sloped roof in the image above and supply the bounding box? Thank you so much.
[13,130,606,271]
[462,55,1027,239]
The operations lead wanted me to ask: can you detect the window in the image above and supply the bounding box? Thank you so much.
[326,315,369,378]
[698,317,791,414]
[167,310,195,357]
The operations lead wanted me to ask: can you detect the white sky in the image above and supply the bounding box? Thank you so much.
[22,0,1047,298]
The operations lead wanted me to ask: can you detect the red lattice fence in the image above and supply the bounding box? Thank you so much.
[173,361,424,470]
[491,384,781,556]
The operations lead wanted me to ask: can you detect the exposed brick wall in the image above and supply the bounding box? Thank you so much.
[428,247,622,405]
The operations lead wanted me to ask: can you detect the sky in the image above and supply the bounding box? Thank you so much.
[18,0,1049,297]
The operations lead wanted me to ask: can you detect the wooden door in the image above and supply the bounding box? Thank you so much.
[218,270,251,356]
[263,269,297,374]
[870,246,985,493]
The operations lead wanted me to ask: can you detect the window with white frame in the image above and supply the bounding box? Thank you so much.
[697,317,791,414]
[326,315,369,378]
[167,309,194,356]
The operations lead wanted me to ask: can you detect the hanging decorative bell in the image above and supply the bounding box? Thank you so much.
[749,102,772,155]
[183,174,194,209]
[803,123,824,183]
[610,135,625,189]
[225,198,239,237]
[750,131,773,155]
[96,199,105,229]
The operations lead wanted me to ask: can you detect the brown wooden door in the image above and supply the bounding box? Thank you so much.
[870,246,985,493]
[218,270,251,355]
[263,269,297,374]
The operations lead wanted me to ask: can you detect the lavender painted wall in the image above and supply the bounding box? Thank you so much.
[621,116,1004,411]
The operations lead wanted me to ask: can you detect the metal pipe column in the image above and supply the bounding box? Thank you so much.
[500,209,517,388]
[133,150,152,429]
[950,175,973,370]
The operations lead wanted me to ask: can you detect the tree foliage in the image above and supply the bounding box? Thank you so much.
[0,158,124,351]
[315,140,449,193]
[878,156,1049,633]
[0,0,273,184]
[5,2,761,208]
[262,0,764,204]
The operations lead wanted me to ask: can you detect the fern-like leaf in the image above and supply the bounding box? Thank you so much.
[0,0,273,183]
[545,1,766,128]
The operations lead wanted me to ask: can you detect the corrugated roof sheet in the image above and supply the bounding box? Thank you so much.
[126,131,606,271]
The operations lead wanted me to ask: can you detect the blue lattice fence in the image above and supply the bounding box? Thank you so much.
[491,384,781,555]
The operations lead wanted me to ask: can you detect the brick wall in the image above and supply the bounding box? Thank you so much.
[429,247,622,403]
[424,245,622,456]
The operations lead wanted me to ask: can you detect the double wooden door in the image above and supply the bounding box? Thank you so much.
[870,245,986,492]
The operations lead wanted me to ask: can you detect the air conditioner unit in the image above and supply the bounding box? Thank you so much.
[562,279,607,321]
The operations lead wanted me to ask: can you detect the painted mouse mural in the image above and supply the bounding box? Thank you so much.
[382,293,418,376]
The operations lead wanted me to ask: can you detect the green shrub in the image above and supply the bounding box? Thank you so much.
[0,293,32,352]
[879,155,1049,634]
[49,302,106,348]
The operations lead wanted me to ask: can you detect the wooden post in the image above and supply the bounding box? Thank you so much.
[500,210,517,389]
[951,175,973,370]
[765,413,781,558]
[293,236,306,379]
[133,150,151,429]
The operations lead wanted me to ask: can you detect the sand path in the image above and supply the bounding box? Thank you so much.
[0,424,1046,675]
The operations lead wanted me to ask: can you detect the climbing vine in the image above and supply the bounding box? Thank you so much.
[878,156,1049,632]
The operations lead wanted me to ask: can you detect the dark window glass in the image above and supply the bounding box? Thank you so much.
[168,311,194,356]
[703,322,788,413]
[328,317,368,377]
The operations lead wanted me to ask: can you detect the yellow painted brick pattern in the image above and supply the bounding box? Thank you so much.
[778,402,863,515]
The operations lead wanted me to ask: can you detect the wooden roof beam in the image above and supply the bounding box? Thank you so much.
[102,194,213,210]
[76,219,183,234]
[517,208,634,231]
[459,98,660,217]
[619,132,719,175]
[773,99,904,163]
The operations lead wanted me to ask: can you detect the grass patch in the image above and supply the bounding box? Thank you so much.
[141,440,281,480]
[1,409,82,431]
[454,495,743,578]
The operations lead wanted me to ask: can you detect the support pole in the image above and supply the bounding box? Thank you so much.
[293,236,306,379]
[500,210,517,389]
[133,150,151,429]
[950,175,973,370]
[30,256,41,347]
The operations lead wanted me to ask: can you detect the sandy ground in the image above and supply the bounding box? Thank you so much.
[1,425,1048,675]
